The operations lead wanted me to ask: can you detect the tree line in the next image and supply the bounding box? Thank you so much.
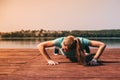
[0,29,120,38]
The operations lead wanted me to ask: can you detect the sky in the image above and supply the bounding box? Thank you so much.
[0,0,120,32]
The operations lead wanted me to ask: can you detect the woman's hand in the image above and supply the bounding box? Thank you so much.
[47,60,59,65]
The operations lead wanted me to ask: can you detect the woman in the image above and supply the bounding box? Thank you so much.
[37,36,106,66]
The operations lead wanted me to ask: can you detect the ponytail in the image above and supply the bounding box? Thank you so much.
[75,38,86,65]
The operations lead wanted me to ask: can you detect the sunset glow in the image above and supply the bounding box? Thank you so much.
[0,0,120,32]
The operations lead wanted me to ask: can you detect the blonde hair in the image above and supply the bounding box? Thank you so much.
[64,36,86,65]
[75,38,86,65]
[63,36,75,48]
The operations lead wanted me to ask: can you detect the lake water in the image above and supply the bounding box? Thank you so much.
[0,37,120,49]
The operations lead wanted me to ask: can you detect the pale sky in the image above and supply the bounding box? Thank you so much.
[0,0,120,32]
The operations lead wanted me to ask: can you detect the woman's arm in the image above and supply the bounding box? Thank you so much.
[37,40,59,65]
[89,40,106,59]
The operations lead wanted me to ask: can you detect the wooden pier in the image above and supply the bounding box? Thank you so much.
[0,48,119,80]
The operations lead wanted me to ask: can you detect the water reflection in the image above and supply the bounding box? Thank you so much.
[0,37,119,48]
[0,37,55,48]
[88,37,120,48]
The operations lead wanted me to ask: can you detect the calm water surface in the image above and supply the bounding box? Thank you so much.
[0,37,120,48]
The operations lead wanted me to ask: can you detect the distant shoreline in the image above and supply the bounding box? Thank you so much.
[0,29,120,38]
